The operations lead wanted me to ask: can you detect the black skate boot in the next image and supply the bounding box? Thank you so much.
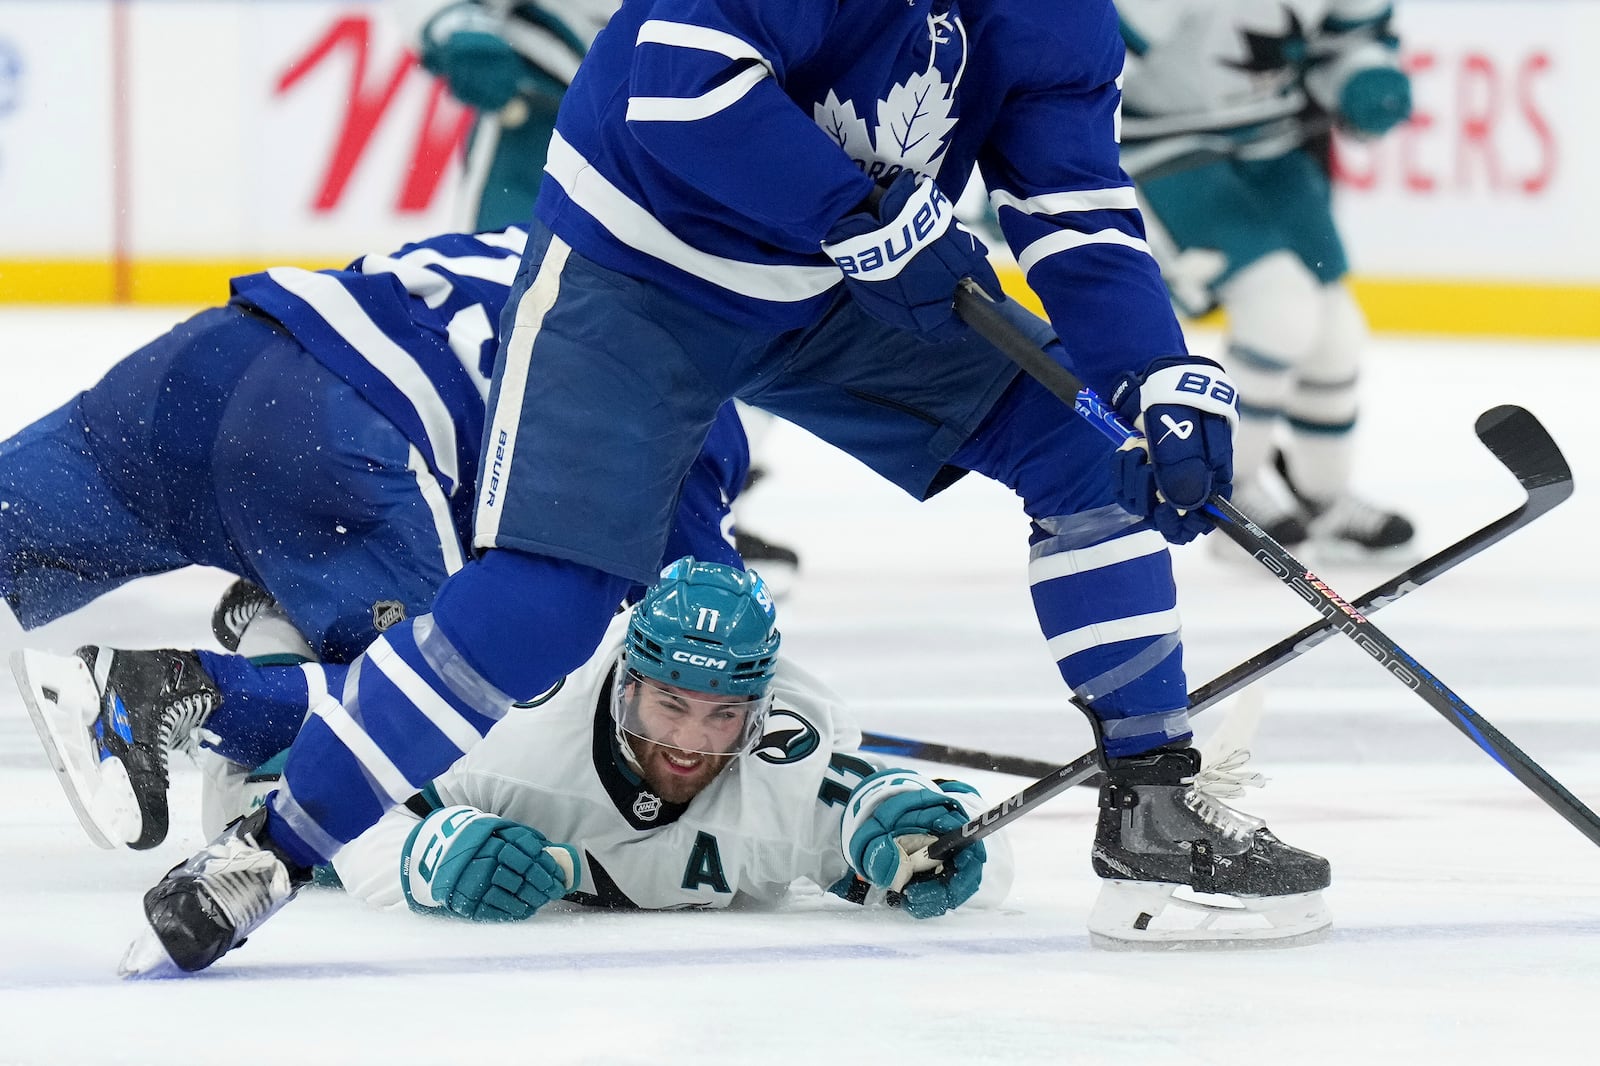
[1274,451,1415,561]
[1305,495,1416,560]
[120,806,311,977]
[210,579,314,660]
[211,579,278,652]
[76,646,221,850]
[1089,743,1331,949]
[1224,473,1311,548]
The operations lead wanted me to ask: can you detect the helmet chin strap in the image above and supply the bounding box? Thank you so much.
[617,724,647,776]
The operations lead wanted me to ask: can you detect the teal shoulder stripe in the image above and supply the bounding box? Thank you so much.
[1119,16,1149,57]
[1322,6,1394,34]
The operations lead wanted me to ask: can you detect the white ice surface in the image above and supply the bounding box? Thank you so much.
[1,307,1599,1065]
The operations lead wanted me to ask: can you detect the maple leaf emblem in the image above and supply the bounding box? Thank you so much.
[815,90,873,161]
[876,67,956,176]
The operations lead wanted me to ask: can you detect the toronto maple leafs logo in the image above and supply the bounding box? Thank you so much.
[814,11,967,182]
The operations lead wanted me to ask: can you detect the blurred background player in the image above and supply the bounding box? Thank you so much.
[3,224,748,852]
[394,0,800,585]
[1117,0,1416,559]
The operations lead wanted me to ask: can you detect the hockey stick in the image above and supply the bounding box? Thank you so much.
[916,284,1596,861]
[861,403,1570,780]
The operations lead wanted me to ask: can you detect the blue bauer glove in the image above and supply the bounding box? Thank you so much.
[820,170,1001,338]
[401,805,579,922]
[1338,66,1412,138]
[1108,356,1239,544]
[840,769,987,919]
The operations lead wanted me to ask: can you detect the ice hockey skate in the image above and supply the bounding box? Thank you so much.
[1089,742,1330,950]
[120,806,309,977]
[210,579,314,660]
[1215,468,1311,551]
[210,578,277,652]
[12,645,220,850]
[1276,452,1415,563]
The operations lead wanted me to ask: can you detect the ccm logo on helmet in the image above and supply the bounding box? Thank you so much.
[672,651,729,669]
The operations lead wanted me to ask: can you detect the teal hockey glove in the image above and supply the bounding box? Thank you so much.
[1338,66,1412,137]
[840,770,987,919]
[419,4,571,113]
[401,805,579,922]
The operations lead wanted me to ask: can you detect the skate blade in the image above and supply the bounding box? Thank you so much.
[11,650,142,849]
[118,927,186,979]
[1089,879,1331,951]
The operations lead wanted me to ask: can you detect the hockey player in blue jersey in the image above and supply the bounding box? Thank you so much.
[396,0,804,585]
[2,224,748,851]
[125,0,1333,974]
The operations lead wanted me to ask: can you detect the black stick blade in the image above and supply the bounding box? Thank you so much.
[1475,404,1574,494]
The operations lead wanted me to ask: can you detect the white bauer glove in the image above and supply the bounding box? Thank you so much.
[401,805,579,922]
[840,769,987,919]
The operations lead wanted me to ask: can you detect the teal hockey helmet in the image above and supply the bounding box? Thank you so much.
[626,557,780,698]
[615,557,780,756]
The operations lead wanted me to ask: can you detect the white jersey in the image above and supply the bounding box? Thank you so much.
[1117,0,1401,154]
[333,611,1014,912]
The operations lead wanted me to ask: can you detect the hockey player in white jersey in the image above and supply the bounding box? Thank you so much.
[126,0,1333,974]
[1117,0,1415,558]
[110,559,1007,971]
[325,557,1011,921]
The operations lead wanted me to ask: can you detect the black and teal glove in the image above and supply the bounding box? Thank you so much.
[839,769,988,919]
[401,805,579,921]
[419,2,579,113]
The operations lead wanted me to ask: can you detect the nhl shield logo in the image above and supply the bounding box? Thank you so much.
[632,791,662,822]
[372,600,406,632]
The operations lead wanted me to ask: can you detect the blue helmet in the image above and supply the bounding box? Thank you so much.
[625,557,780,699]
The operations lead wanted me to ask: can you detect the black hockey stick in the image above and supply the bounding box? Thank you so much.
[862,403,1571,780]
[917,284,1596,861]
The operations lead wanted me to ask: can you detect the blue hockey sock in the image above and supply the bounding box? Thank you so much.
[1028,506,1192,758]
[193,650,316,769]
[265,550,627,865]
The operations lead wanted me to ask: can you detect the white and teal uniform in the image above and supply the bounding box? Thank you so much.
[331,611,1015,912]
[1116,0,1407,503]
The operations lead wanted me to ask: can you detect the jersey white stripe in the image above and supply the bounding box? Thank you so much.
[389,247,523,289]
[366,635,485,753]
[1017,227,1154,276]
[408,444,466,576]
[635,19,771,67]
[265,267,460,490]
[627,63,770,123]
[990,186,1139,216]
[301,662,328,710]
[475,238,570,545]
[307,694,415,804]
[543,133,841,303]
[359,255,456,309]
[1028,528,1166,584]
[1045,607,1182,661]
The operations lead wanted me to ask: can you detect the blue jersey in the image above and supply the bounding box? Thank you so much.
[229,228,527,502]
[535,0,1187,392]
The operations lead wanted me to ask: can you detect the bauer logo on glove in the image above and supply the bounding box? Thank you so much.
[1109,356,1240,545]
